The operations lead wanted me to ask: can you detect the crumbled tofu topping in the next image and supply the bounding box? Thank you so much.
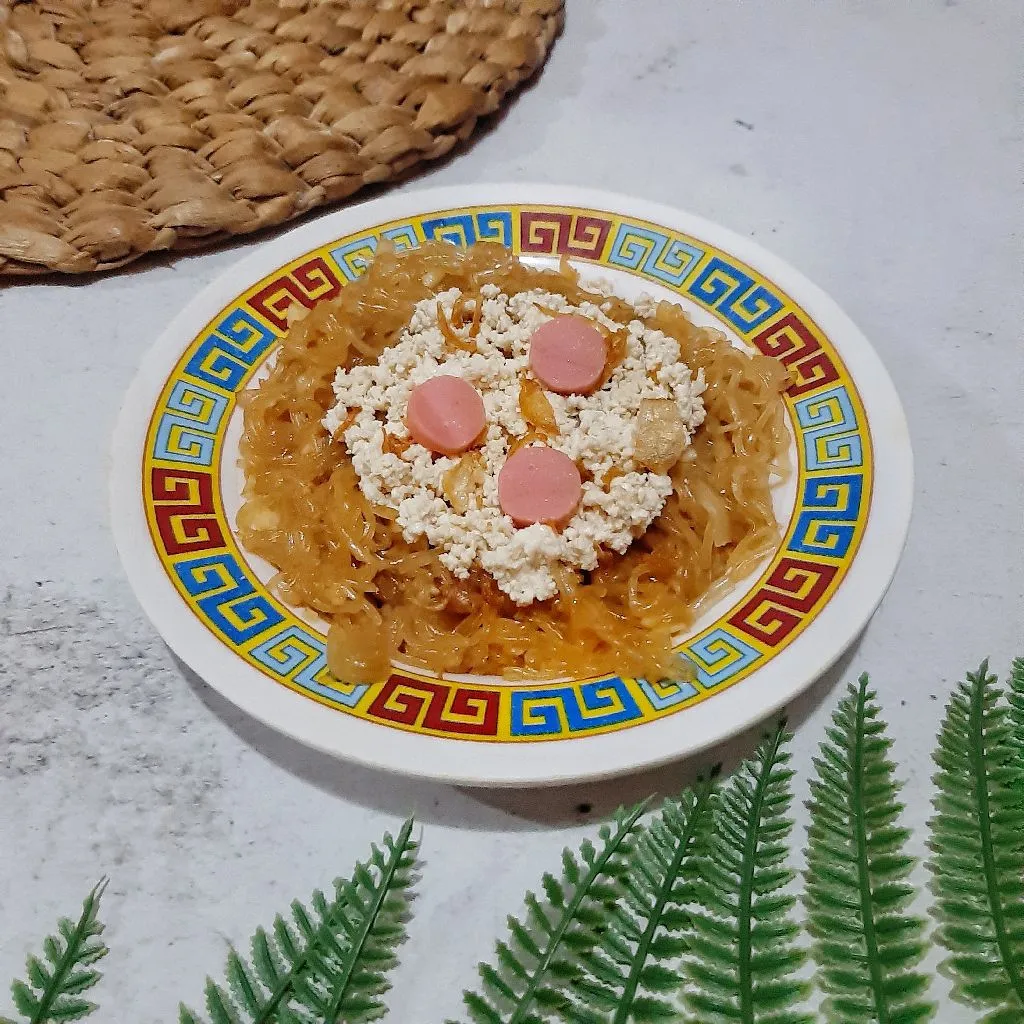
[323,287,706,605]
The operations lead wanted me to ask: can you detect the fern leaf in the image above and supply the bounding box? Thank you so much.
[804,674,934,1023]
[1006,657,1024,754]
[684,724,812,1024]
[7,880,107,1024]
[564,777,715,1023]
[929,661,1024,1021]
[180,819,416,1024]
[316,827,418,1023]
[461,801,651,1024]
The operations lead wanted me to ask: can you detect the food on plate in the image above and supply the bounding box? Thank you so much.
[497,445,583,528]
[237,241,791,683]
[405,375,485,455]
[528,315,608,394]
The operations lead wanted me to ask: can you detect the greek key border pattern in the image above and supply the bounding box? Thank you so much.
[142,204,873,742]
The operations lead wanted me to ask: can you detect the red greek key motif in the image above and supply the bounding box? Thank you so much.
[728,556,838,646]
[519,211,611,260]
[366,675,500,736]
[150,468,225,555]
[247,257,342,331]
[750,312,840,397]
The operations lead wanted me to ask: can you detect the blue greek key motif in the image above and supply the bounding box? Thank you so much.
[637,676,699,710]
[795,386,863,471]
[330,223,426,280]
[382,223,420,249]
[250,625,368,708]
[790,474,864,559]
[422,214,475,247]
[607,223,704,287]
[174,553,283,644]
[510,678,642,737]
[684,628,762,688]
[330,234,379,281]
[153,380,229,466]
[686,256,783,334]
[185,309,277,392]
[422,211,513,249]
[475,211,513,247]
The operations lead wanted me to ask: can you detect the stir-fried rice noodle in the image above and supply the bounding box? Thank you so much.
[237,241,791,683]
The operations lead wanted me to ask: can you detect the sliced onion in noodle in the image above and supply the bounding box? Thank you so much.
[634,398,689,474]
[442,451,485,514]
[519,377,559,436]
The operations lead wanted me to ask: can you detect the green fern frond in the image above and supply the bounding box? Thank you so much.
[4,879,108,1024]
[459,800,651,1024]
[1006,657,1024,753]
[804,674,933,1024]
[563,777,716,1024]
[180,819,417,1024]
[928,660,1024,1023]
[683,723,812,1024]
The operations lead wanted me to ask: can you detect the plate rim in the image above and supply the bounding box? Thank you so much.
[110,182,914,788]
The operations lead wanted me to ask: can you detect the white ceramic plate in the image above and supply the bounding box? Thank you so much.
[110,185,913,787]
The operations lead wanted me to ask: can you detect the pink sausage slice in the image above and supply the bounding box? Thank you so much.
[528,315,607,395]
[498,445,582,528]
[406,375,486,455]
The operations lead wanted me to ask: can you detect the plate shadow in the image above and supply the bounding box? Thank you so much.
[175,629,861,832]
[465,636,863,825]
[176,655,534,831]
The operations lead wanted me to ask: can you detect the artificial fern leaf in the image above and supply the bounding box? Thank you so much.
[683,724,812,1024]
[563,777,716,1024]
[804,674,934,1024]
[929,661,1024,1021]
[4,880,107,1024]
[459,801,651,1024]
[180,819,417,1024]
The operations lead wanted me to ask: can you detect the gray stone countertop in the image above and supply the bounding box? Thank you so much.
[1,2,1021,1021]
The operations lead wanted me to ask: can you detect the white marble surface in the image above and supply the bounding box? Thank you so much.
[1,1,1021,1020]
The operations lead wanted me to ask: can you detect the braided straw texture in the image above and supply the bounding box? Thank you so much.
[0,0,562,275]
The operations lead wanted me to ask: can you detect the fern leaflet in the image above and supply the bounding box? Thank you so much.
[179,819,417,1024]
[683,723,812,1024]
[928,661,1024,1023]
[1006,657,1024,755]
[459,800,650,1024]
[564,776,716,1024]
[3,879,107,1024]
[804,674,933,1024]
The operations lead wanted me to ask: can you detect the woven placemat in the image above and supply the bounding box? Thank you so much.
[0,0,563,276]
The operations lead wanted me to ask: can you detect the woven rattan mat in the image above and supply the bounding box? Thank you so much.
[0,0,562,276]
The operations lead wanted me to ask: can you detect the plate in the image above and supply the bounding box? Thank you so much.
[110,185,913,787]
